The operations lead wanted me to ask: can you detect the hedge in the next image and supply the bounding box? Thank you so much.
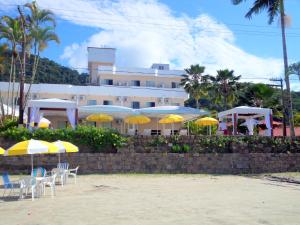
[0,126,127,153]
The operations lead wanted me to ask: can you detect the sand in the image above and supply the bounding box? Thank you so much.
[1,174,300,225]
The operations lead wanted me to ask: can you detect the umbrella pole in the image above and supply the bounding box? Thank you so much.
[209,126,212,136]
[31,154,33,173]
[58,153,61,164]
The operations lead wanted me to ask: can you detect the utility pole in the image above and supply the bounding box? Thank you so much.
[270,78,287,136]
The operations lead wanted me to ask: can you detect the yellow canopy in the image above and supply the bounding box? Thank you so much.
[86,114,113,122]
[124,115,151,124]
[195,117,219,126]
[6,139,59,156]
[0,147,5,155]
[52,141,79,153]
[159,114,184,124]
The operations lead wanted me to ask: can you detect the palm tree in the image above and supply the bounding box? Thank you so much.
[0,16,23,117]
[24,1,59,104]
[209,69,241,110]
[25,26,59,102]
[231,0,295,136]
[249,83,274,107]
[180,65,209,109]
[289,62,300,79]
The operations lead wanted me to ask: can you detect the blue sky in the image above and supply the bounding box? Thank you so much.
[1,0,300,89]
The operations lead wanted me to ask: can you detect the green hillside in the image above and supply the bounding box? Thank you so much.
[0,52,89,85]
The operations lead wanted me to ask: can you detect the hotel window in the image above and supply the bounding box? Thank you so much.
[103,100,113,105]
[171,82,179,88]
[131,80,140,87]
[87,100,97,105]
[132,101,140,109]
[103,79,113,85]
[145,102,155,107]
[146,80,155,87]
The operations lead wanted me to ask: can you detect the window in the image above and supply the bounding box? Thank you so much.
[87,100,97,105]
[171,82,179,88]
[171,103,180,106]
[103,79,113,85]
[131,80,140,87]
[145,102,155,107]
[146,80,155,87]
[158,65,164,70]
[103,100,113,105]
[132,101,140,109]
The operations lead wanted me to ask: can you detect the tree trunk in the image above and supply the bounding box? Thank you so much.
[18,6,26,125]
[280,0,295,137]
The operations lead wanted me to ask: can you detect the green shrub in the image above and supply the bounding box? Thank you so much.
[171,144,181,153]
[0,126,127,153]
[0,118,18,132]
[182,144,191,153]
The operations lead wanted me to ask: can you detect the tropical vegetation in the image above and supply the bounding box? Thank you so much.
[0,1,59,124]
[231,0,295,136]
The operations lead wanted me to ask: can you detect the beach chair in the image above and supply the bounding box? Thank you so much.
[179,129,188,136]
[128,129,136,136]
[163,129,171,136]
[2,172,23,197]
[143,129,151,136]
[52,168,67,187]
[57,162,69,170]
[67,166,79,184]
[43,174,57,198]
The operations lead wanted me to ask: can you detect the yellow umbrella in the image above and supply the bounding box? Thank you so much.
[0,147,5,155]
[52,141,79,163]
[195,117,219,126]
[30,118,51,128]
[195,117,219,135]
[6,139,59,171]
[86,114,113,122]
[159,114,184,124]
[124,115,151,124]
[159,114,184,135]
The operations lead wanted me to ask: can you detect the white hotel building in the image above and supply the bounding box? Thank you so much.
[0,47,195,133]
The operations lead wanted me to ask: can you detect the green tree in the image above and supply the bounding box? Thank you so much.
[24,1,59,102]
[231,0,295,136]
[249,83,275,107]
[289,62,300,79]
[0,16,23,117]
[209,69,241,110]
[180,65,209,109]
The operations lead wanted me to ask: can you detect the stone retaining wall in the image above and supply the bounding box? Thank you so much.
[1,152,300,174]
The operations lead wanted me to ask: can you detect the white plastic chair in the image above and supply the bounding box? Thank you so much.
[128,129,136,136]
[67,166,79,184]
[43,174,57,198]
[52,168,66,187]
[163,129,171,136]
[143,129,151,136]
[179,129,188,136]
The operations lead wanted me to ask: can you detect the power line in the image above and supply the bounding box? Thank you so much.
[2,3,300,38]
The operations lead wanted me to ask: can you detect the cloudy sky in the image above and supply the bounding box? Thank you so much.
[1,0,300,90]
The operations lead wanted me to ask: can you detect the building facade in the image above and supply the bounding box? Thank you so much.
[0,47,189,132]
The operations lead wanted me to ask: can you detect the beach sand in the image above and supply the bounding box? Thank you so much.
[1,174,300,225]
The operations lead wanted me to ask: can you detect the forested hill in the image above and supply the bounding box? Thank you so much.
[0,53,89,85]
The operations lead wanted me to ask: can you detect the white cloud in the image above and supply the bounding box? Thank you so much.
[1,0,284,83]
